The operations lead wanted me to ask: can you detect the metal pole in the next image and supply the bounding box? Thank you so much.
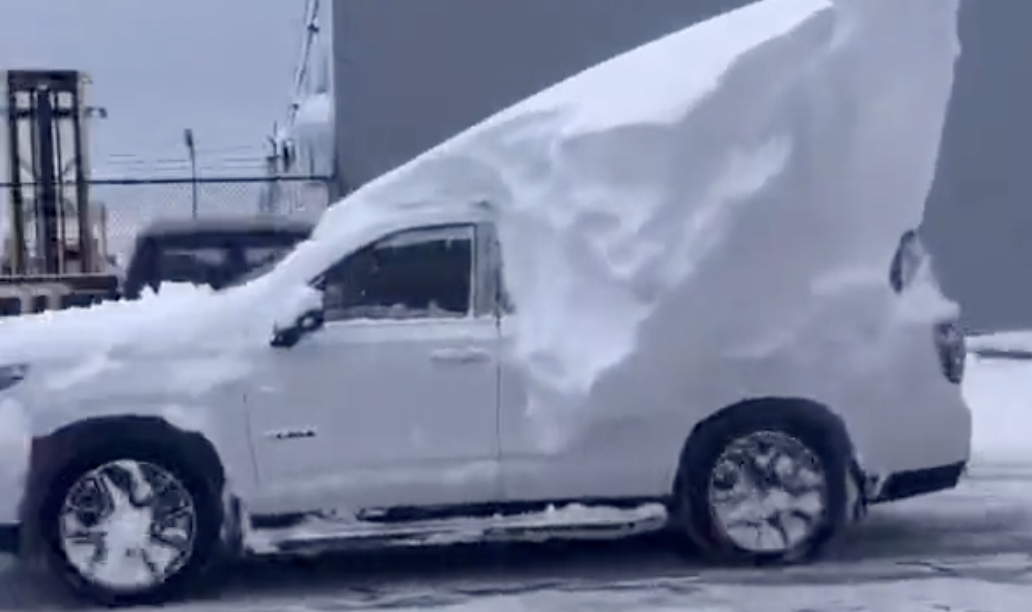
[190,154,198,219]
[34,87,60,275]
[71,74,94,274]
[5,72,26,274]
[184,128,197,219]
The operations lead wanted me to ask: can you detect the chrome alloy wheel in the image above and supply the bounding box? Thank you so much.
[58,460,197,592]
[707,431,827,554]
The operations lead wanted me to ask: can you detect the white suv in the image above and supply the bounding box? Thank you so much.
[0,209,970,606]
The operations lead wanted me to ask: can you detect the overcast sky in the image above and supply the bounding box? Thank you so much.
[1,0,305,177]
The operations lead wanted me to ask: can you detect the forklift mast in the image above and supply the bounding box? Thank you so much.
[0,70,117,315]
[3,69,99,275]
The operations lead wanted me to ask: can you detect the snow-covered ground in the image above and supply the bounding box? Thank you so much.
[0,352,1028,611]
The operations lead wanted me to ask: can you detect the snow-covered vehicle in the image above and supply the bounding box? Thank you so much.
[0,0,969,606]
[0,217,969,606]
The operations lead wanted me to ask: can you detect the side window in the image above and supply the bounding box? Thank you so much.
[323,225,475,321]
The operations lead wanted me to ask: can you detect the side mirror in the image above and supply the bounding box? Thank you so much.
[270,308,325,349]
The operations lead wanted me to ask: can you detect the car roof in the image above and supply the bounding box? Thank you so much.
[138,216,315,239]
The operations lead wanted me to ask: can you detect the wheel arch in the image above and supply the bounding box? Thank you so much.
[676,396,856,488]
[19,415,226,560]
[670,395,860,562]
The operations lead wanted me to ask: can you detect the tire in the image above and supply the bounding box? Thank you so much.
[671,402,851,564]
[37,436,225,607]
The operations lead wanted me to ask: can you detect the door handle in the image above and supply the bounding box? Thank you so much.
[430,347,491,364]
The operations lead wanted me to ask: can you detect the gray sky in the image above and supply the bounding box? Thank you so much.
[1,0,305,177]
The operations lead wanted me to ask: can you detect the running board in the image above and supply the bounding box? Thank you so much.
[245,503,669,556]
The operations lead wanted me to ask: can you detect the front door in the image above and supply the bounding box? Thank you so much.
[247,224,501,515]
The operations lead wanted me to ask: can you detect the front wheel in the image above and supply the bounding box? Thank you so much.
[673,406,851,564]
[38,442,224,606]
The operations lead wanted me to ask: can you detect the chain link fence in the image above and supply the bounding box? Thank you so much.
[0,174,333,261]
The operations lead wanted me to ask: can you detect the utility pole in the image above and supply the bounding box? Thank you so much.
[183,128,198,219]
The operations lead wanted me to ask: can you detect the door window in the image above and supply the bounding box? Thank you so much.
[323,225,475,321]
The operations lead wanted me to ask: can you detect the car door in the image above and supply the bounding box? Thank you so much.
[246,223,502,514]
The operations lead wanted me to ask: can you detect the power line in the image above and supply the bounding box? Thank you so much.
[104,144,266,158]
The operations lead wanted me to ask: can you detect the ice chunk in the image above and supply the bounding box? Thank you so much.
[293,0,961,441]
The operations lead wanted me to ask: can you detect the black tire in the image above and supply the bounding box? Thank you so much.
[37,435,225,607]
[671,401,851,564]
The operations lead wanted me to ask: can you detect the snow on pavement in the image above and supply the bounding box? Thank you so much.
[0,353,1029,610]
[965,352,1032,471]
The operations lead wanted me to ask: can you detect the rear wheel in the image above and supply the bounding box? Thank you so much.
[673,404,851,563]
[39,441,223,606]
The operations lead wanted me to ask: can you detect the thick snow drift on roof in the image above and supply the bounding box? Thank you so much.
[293,0,960,441]
[0,0,959,456]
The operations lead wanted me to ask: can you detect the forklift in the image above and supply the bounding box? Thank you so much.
[0,70,117,316]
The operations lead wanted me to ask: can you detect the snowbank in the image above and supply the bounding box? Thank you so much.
[967,331,1032,356]
[963,353,1032,468]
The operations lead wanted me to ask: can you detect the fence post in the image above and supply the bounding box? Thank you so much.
[184,129,198,219]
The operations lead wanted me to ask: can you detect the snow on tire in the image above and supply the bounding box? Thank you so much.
[672,401,851,564]
[37,438,224,607]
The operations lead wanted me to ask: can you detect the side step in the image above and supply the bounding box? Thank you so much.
[246,503,669,556]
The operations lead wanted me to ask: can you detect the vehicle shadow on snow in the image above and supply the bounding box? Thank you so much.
[2,501,1031,610]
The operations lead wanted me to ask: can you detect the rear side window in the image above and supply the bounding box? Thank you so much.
[322,225,475,321]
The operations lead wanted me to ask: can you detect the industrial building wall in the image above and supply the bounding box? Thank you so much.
[333,0,1032,333]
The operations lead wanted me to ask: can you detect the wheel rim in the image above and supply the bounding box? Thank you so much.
[707,430,827,554]
[58,460,197,592]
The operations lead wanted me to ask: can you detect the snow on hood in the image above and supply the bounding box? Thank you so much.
[0,0,960,448]
[0,278,312,366]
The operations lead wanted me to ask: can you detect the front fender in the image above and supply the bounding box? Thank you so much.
[20,353,259,502]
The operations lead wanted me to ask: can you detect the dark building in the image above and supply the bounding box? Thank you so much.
[332,0,1032,333]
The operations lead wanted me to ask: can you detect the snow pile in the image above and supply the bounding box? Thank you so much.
[288,0,960,445]
[963,351,1032,468]
[967,330,1032,356]
[963,332,1032,468]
